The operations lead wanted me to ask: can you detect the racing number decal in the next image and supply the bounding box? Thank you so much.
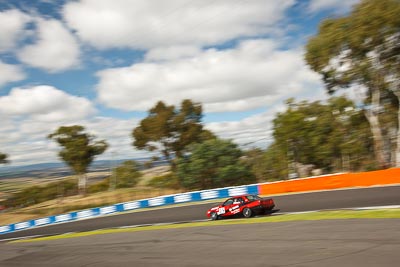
[217,207,225,215]
[229,205,240,214]
[230,205,239,211]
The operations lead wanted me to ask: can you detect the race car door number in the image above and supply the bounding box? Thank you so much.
[217,207,225,215]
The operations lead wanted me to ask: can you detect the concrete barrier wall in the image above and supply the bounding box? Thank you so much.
[2,168,400,235]
[258,168,400,195]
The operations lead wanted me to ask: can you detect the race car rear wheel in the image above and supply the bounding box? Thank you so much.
[242,207,252,218]
[210,212,218,220]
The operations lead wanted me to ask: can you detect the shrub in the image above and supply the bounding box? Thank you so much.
[147,173,180,189]
[5,180,78,208]
[113,160,142,188]
[88,178,110,193]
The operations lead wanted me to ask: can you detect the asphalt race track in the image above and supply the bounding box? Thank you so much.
[1,219,399,266]
[1,185,400,241]
[1,185,400,267]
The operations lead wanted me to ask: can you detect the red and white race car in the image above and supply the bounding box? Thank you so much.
[206,194,275,220]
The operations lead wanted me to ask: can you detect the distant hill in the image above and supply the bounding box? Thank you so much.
[0,158,169,179]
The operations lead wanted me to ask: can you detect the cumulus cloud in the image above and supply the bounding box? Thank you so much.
[205,86,330,150]
[0,61,26,87]
[96,39,322,112]
[84,117,147,160]
[0,85,96,122]
[0,114,63,165]
[203,98,299,151]
[145,46,202,62]
[0,0,337,166]
[63,0,295,49]
[308,0,360,13]
[17,18,81,72]
[0,9,30,52]
[0,114,144,165]
[206,112,275,149]
[0,84,150,165]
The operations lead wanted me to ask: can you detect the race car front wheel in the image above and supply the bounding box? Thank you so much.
[210,212,218,220]
[242,207,252,218]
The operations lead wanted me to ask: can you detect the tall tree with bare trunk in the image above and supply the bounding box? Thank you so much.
[305,0,400,168]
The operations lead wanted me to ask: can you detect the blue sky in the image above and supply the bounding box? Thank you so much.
[0,0,359,166]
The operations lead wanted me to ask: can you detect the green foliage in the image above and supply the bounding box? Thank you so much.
[176,139,256,190]
[112,160,142,188]
[88,161,142,193]
[147,173,180,189]
[88,178,110,193]
[132,100,215,163]
[305,0,400,168]
[305,0,400,93]
[48,126,108,175]
[244,144,289,182]
[4,180,78,208]
[143,161,154,169]
[260,96,374,179]
[241,149,267,182]
[0,152,8,164]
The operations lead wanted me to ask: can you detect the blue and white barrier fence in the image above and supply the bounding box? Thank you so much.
[0,184,259,235]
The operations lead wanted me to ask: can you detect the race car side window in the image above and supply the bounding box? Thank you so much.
[233,198,243,204]
[223,199,234,206]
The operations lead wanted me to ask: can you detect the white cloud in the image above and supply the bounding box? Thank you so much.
[17,18,81,72]
[205,87,329,150]
[96,39,323,112]
[0,61,26,88]
[0,85,147,165]
[0,0,340,167]
[0,85,96,122]
[308,0,360,13]
[0,114,144,166]
[63,0,295,49]
[204,101,290,150]
[0,9,30,52]
[84,117,146,161]
[145,46,202,62]
[0,114,63,165]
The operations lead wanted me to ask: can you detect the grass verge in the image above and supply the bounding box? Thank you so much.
[0,187,182,225]
[11,208,400,243]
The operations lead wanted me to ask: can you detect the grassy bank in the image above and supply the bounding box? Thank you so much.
[0,166,174,225]
[0,186,180,225]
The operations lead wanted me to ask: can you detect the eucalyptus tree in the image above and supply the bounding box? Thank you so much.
[48,125,108,195]
[112,160,142,189]
[268,97,373,178]
[305,0,400,167]
[176,138,255,190]
[132,99,215,166]
[0,152,8,164]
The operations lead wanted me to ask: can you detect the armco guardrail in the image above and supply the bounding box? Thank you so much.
[0,184,259,235]
[2,168,400,235]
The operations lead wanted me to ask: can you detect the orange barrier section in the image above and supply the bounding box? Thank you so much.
[258,168,400,195]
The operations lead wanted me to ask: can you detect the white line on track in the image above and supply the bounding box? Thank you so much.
[0,234,44,242]
[116,219,210,230]
[273,205,400,216]
[351,205,400,210]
